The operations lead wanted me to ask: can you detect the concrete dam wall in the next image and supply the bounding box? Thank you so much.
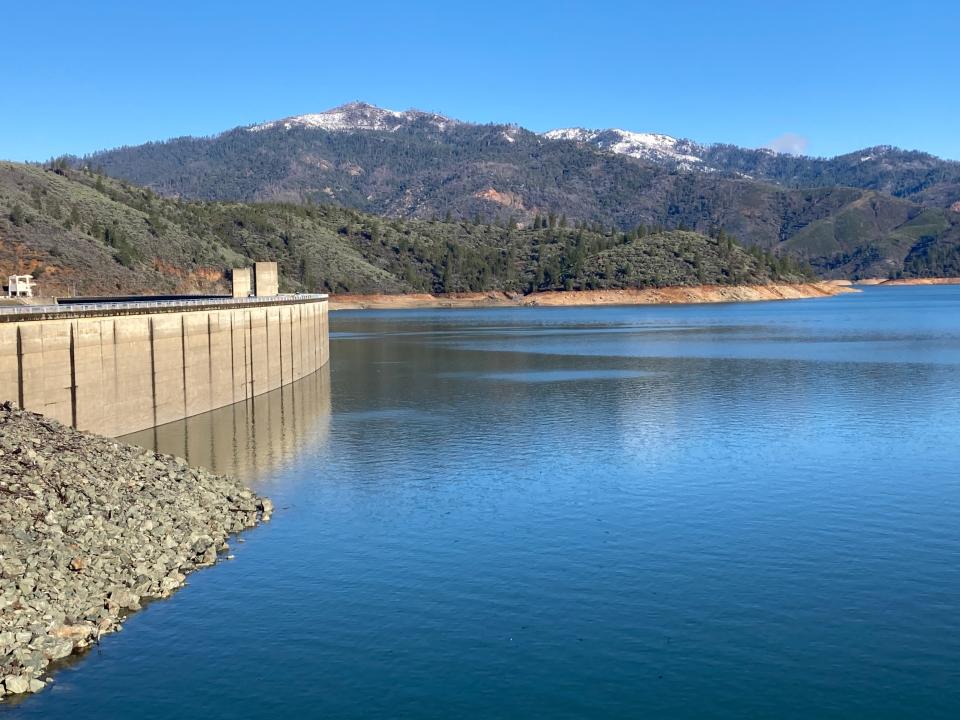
[0,295,329,437]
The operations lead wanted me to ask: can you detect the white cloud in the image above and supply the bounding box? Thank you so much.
[766,132,809,156]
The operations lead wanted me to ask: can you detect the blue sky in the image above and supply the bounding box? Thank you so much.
[2,0,958,161]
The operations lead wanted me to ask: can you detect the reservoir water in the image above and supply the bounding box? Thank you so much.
[6,286,960,719]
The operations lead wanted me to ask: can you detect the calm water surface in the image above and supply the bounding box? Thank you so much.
[6,286,960,719]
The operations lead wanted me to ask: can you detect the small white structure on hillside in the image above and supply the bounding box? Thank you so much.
[7,275,36,298]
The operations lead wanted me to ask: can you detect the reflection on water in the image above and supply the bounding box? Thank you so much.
[121,367,331,482]
[11,287,960,720]
[441,369,657,382]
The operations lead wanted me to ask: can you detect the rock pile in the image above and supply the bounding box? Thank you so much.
[0,401,272,699]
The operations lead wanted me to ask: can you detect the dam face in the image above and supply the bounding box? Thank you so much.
[0,295,329,437]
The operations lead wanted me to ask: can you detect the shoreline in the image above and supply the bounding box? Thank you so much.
[854,277,960,286]
[328,282,856,310]
[0,402,272,700]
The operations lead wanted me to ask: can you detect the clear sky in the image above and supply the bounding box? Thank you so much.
[2,0,958,162]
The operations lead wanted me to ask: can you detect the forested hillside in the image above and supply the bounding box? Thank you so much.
[73,103,960,279]
[697,144,960,201]
[0,161,811,297]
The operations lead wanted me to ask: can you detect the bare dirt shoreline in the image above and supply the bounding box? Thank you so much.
[854,277,960,286]
[328,282,857,311]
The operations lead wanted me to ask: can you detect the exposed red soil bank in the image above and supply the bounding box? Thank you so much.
[329,282,856,310]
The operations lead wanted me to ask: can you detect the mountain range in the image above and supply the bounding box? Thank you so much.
[50,102,960,280]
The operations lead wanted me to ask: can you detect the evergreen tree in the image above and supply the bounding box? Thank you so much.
[441,256,453,292]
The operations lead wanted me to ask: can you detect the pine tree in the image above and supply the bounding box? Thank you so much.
[441,254,454,292]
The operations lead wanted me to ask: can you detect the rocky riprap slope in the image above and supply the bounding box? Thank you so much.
[0,402,272,700]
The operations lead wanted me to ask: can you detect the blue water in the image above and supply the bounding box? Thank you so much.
[6,286,960,719]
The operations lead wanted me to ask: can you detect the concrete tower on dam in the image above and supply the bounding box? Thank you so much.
[0,263,330,437]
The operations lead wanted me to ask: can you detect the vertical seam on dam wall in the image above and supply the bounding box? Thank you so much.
[264,309,271,395]
[112,319,119,429]
[314,307,320,380]
[149,317,158,430]
[16,327,24,409]
[247,311,254,398]
[207,315,214,408]
[278,307,285,388]
[1,300,329,437]
[68,322,78,429]
[229,316,236,405]
[298,304,304,378]
[289,306,296,381]
[181,316,189,418]
[242,312,250,401]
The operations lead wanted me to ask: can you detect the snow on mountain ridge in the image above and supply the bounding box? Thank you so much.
[542,128,599,143]
[249,102,458,133]
[543,127,703,166]
[248,104,709,169]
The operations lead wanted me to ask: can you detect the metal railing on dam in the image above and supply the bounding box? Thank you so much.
[0,294,330,437]
[0,293,329,320]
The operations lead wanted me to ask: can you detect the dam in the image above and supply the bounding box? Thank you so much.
[0,293,329,437]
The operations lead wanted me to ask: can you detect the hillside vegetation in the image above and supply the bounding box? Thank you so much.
[74,104,960,279]
[0,161,811,297]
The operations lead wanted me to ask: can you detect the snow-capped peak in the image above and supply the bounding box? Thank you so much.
[248,102,457,133]
[542,128,599,143]
[542,127,703,167]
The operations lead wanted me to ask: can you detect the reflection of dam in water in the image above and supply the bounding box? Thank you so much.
[122,366,331,482]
